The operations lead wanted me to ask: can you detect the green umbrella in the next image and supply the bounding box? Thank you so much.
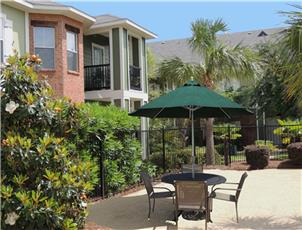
[130,80,252,177]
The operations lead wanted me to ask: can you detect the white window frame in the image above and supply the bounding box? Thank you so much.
[0,15,4,63]
[92,43,105,65]
[33,26,55,69]
[66,30,78,71]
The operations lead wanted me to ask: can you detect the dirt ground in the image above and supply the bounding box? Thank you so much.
[204,159,302,170]
[84,159,302,230]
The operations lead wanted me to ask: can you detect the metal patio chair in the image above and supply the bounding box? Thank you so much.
[210,172,248,223]
[140,172,175,220]
[175,180,209,230]
[181,163,204,173]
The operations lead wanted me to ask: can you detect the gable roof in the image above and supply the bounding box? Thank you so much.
[3,0,95,27]
[3,1,156,38]
[87,14,157,39]
[148,27,285,63]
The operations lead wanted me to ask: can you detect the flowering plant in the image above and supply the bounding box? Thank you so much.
[1,53,96,229]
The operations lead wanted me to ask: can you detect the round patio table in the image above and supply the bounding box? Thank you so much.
[161,172,226,185]
[161,172,226,221]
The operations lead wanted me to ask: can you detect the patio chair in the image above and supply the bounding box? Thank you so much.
[140,172,175,220]
[210,172,248,223]
[181,163,203,173]
[175,180,209,230]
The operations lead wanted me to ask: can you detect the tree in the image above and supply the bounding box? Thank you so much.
[1,54,97,229]
[157,19,258,164]
[235,43,301,118]
[279,6,302,107]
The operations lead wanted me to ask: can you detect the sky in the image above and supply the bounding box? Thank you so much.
[60,1,301,42]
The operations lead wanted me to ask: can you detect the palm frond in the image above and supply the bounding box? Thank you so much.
[279,6,302,106]
[189,18,228,55]
[157,57,202,88]
[207,43,260,84]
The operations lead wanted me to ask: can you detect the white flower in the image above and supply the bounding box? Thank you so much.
[81,201,87,208]
[5,101,19,114]
[5,212,19,226]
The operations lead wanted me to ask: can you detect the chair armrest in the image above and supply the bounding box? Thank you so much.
[212,187,240,192]
[153,186,174,193]
[211,182,238,192]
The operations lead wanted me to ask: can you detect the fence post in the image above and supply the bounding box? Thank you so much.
[264,123,267,145]
[100,144,105,198]
[228,125,231,165]
[162,127,166,172]
[96,132,105,198]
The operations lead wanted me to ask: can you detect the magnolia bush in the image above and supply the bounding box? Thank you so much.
[1,54,97,229]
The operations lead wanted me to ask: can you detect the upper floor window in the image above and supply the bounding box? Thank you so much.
[0,16,4,63]
[1,13,13,64]
[33,27,55,69]
[67,31,78,72]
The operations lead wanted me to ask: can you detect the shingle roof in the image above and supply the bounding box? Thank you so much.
[94,14,122,25]
[148,27,285,63]
[91,14,157,39]
[25,0,64,6]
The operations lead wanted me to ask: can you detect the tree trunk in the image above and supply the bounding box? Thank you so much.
[205,118,215,165]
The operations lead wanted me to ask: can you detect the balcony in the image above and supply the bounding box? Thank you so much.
[129,65,141,91]
[84,64,110,91]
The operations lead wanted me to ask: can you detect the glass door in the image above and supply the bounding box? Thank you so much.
[92,43,105,65]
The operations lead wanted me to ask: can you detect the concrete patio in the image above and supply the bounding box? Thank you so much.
[87,169,302,230]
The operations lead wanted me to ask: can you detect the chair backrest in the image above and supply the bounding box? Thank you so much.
[175,180,208,211]
[181,164,203,173]
[140,172,154,197]
[235,172,248,200]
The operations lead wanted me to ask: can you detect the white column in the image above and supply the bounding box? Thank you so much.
[140,99,148,160]
[25,12,29,53]
[109,29,114,90]
[119,27,124,91]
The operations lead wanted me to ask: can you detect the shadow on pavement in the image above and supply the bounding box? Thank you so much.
[88,194,175,229]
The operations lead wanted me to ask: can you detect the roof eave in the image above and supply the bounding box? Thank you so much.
[3,0,96,26]
[88,19,157,39]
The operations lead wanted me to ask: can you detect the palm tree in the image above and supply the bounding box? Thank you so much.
[157,18,258,165]
[280,6,302,107]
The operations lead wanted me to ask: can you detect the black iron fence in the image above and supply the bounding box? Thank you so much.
[84,64,110,91]
[141,124,302,171]
[129,65,141,90]
[94,124,301,197]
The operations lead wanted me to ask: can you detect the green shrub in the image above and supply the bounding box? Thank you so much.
[287,142,302,163]
[273,119,302,144]
[244,145,270,169]
[149,146,222,171]
[1,54,97,229]
[215,144,225,156]
[140,161,158,177]
[255,140,277,152]
[84,103,144,193]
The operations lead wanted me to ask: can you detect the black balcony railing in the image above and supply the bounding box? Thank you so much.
[129,65,141,91]
[84,64,110,91]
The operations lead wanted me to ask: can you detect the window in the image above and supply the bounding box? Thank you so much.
[67,31,78,71]
[0,13,13,63]
[33,27,55,69]
[0,16,3,63]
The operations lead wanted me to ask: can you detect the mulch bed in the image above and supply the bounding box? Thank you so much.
[84,222,112,230]
[204,159,302,171]
[84,159,301,230]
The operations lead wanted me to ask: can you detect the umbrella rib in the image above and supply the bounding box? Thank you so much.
[219,107,231,119]
[152,107,166,118]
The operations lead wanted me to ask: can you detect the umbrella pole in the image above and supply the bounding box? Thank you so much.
[191,108,195,179]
